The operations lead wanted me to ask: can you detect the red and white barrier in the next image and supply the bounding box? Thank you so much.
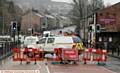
[83,48,107,64]
[12,48,44,61]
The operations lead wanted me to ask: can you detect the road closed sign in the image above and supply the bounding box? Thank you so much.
[62,49,78,61]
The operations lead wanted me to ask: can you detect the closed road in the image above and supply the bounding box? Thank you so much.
[48,62,116,73]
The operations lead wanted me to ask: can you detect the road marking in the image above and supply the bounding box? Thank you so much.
[46,65,50,73]
[37,64,41,70]
[0,70,39,73]
[35,70,40,73]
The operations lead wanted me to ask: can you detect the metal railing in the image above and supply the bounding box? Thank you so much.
[0,41,14,60]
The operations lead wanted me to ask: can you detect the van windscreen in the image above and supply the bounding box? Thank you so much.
[72,37,81,43]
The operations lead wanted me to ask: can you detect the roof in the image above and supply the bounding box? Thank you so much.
[98,2,120,13]
[35,13,44,17]
[60,16,67,19]
[45,15,55,19]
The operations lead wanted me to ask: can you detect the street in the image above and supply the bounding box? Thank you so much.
[0,55,119,73]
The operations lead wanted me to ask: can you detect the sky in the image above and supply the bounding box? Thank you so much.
[52,0,120,5]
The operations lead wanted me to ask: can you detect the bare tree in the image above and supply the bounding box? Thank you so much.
[69,0,104,38]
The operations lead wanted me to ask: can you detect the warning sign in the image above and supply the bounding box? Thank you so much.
[62,49,78,61]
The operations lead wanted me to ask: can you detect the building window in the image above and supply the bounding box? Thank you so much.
[106,12,109,15]
[100,13,103,16]
[113,13,116,16]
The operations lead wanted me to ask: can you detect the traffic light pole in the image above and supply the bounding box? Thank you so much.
[94,13,96,48]
[90,31,92,48]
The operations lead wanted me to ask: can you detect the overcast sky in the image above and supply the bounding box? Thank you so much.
[52,0,120,5]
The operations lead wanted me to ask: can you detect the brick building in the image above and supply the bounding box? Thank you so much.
[97,2,120,32]
[96,3,120,57]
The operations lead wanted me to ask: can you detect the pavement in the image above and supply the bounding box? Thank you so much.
[0,56,48,73]
[104,56,120,73]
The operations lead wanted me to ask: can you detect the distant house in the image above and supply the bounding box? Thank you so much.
[21,10,44,34]
[45,14,56,30]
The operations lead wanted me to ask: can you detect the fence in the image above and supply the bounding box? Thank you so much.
[0,41,14,60]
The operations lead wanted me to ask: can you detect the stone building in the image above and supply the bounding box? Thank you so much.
[21,10,44,34]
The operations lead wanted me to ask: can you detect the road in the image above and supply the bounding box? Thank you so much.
[48,62,115,73]
[0,56,118,73]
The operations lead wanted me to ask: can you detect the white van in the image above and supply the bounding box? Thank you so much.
[23,36,39,48]
[38,36,82,53]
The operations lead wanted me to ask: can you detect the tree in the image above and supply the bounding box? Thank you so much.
[69,0,104,38]
[69,0,88,34]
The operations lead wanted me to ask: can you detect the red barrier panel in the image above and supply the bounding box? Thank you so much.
[62,49,78,61]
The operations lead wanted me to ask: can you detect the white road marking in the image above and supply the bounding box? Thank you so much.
[35,70,40,73]
[0,70,39,73]
[37,64,41,70]
[46,65,50,73]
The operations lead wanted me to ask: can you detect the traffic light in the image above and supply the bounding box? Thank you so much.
[12,22,17,30]
[96,25,100,32]
[89,25,92,31]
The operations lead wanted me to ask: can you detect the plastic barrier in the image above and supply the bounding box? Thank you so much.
[12,48,21,61]
[83,48,107,65]
[62,49,78,61]
[52,48,79,64]
[51,48,61,64]
[12,48,44,62]
[53,48,61,61]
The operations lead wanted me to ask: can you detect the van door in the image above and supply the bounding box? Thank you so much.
[38,38,46,50]
[44,37,55,52]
